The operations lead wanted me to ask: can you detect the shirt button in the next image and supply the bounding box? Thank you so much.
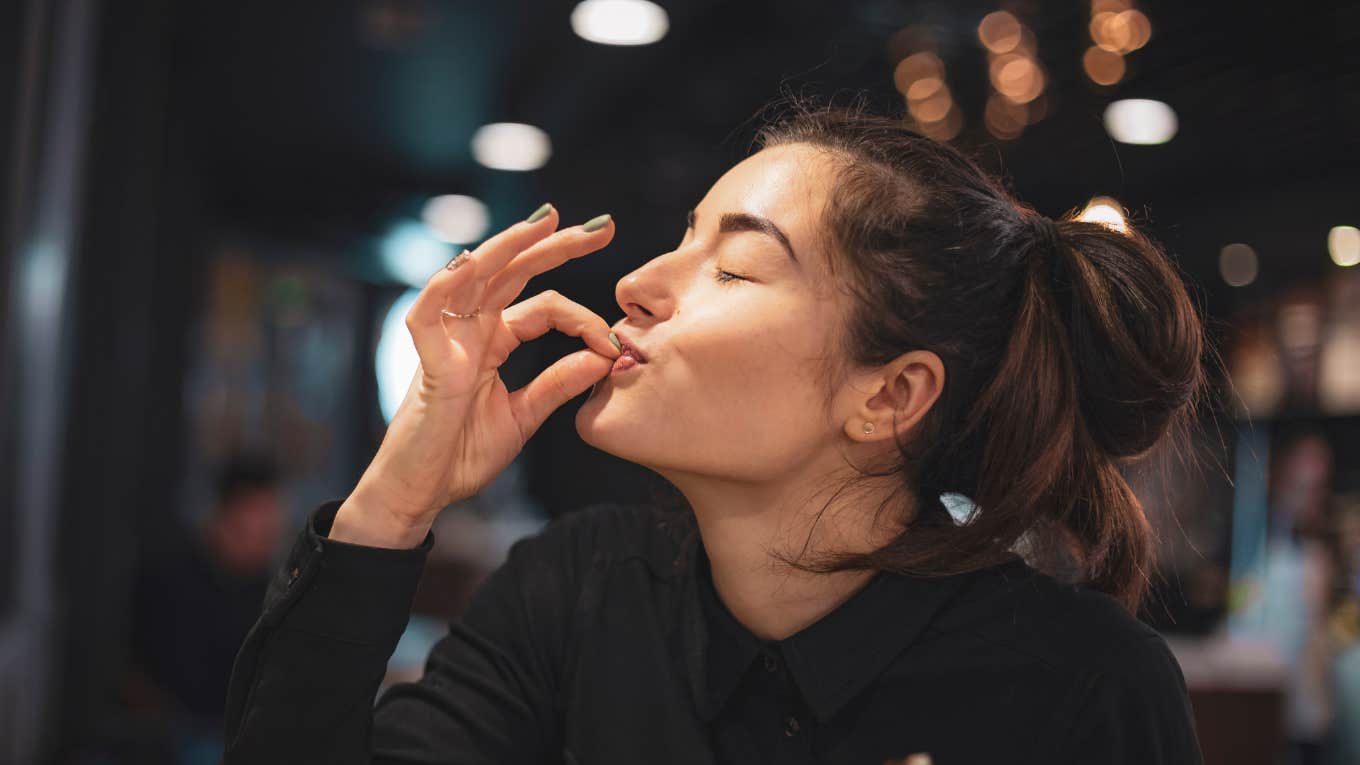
[763,653,779,672]
[784,716,800,736]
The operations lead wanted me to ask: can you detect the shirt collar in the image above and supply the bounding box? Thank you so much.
[681,529,1011,725]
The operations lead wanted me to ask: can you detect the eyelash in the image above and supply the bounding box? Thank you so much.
[689,213,746,284]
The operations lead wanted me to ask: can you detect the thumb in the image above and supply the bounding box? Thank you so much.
[509,348,616,437]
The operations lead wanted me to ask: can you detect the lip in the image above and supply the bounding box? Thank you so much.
[610,328,649,363]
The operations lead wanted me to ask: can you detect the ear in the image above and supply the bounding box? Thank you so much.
[842,349,945,443]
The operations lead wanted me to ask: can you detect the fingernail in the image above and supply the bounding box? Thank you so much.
[526,202,552,223]
[582,213,611,232]
[608,332,622,352]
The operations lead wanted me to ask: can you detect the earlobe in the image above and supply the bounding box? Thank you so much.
[849,356,944,444]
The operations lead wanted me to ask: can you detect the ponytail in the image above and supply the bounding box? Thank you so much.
[720,96,1217,614]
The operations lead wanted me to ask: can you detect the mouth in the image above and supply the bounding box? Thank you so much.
[611,351,644,374]
[610,330,649,364]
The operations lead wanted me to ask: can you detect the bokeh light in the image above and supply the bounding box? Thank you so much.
[985,92,1027,139]
[375,288,422,424]
[1083,46,1126,85]
[990,53,1044,104]
[977,11,1022,54]
[1103,98,1177,144]
[1077,195,1131,232]
[1330,225,1360,267]
[421,194,490,244]
[918,104,963,142]
[1220,243,1260,287]
[471,122,553,171]
[569,0,669,46]
[907,82,953,123]
[893,51,945,94]
[381,221,455,288]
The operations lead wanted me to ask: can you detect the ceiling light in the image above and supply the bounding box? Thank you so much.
[1103,98,1177,144]
[570,0,669,46]
[471,122,552,171]
[422,194,490,244]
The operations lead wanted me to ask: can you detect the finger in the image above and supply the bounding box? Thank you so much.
[499,290,621,364]
[406,204,562,363]
[507,348,615,442]
[481,214,616,310]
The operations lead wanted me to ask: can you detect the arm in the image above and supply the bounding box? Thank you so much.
[223,500,583,765]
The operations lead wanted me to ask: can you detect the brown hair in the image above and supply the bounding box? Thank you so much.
[658,96,1218,614]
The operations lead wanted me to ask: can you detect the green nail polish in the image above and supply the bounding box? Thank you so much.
[608,332,622,352]
[583,213,611,232]
[526,202,552,223]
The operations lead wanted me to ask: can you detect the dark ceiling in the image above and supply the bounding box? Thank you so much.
[164,0,1360,318]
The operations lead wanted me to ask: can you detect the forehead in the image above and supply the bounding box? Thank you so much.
[698,143,835,246]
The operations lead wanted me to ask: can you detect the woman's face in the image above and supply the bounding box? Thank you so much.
[577,143,938,494]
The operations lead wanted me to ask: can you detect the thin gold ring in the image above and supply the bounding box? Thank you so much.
[441,307,481,319]
[441,249,480,318]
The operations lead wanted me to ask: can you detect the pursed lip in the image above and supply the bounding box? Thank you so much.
[610,328,649,363]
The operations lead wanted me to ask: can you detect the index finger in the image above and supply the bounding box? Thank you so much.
[482,214,616,310]
[406,202,560,340]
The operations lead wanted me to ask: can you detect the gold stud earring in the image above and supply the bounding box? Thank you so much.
[862,422,875,434]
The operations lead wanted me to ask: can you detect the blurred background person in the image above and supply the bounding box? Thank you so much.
[1230,431,1337,764]
[115,452,284,765]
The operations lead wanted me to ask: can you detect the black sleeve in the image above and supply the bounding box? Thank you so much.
[223,499,594,765]
[1057,632,1204,764]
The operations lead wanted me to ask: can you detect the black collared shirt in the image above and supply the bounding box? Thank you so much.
[224,500,1203,764]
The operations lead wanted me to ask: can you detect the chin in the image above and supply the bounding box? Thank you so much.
[574,402,659,465]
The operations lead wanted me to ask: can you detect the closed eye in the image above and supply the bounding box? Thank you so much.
[713,267,746,284]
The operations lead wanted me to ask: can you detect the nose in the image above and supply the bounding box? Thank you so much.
[614,249,683,322]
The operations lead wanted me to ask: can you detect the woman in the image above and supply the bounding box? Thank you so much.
[223,101,1208,764]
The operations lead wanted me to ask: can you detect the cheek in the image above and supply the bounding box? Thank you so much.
[673,323,827,422]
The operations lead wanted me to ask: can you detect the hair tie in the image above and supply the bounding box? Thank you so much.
[1028,215,1067,285]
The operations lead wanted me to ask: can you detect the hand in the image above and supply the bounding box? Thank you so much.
[331,206,621,548]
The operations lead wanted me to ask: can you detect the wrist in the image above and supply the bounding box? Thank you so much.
[330,488,432,549]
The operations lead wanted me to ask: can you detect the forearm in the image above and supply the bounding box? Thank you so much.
[223,500,432,764]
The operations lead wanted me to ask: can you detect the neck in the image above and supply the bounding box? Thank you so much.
[673,473,910,642]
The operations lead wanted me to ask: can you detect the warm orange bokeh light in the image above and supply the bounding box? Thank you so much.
[893,51,945,94]
[985,92,1026,139]
[978,11,1022,54]
[1120,10,1152,51]
[1091,9,1151,54]
[1091,0,1133,12]
[918,104,963,141]
[907,85,953,123]
[1083,46,1126,85]
[989,54,1044,104]
[906,76,945,102]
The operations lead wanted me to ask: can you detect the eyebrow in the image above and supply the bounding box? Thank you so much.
[687,207,799,266]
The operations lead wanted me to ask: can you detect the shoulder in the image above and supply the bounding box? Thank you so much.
[941,566,1200,761]
[943,563,1178,678]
